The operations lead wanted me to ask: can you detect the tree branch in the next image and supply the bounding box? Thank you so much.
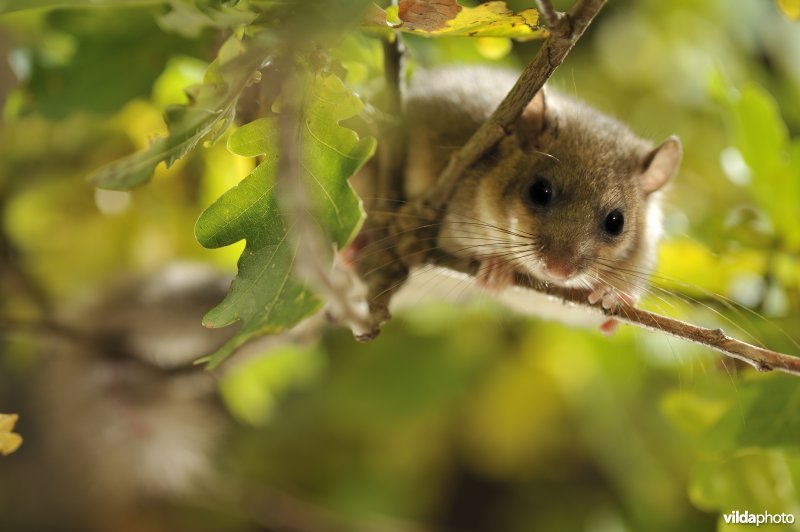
[377,29,407,204]
[425,252,800,377]
[356,0,608,335]
[357,0,800,376]
[0,317,86,346]
[377,0,800,374]
[0,200,53,316]
[416,0,607,215]
[350,26,412,339]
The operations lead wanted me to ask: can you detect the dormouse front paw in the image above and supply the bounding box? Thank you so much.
[476,258,516,293]
[588,284,633,310]
[589,284,635,336]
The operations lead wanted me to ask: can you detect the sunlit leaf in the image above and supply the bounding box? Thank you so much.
[656,238,766,298]
[22,9,206,119]
[366,0,547,41]
[702,374,800,451]
[88,33,272,190]
[712,78,800,251]
[475,37,512,59]
[220,344,324,426]
[0,414,22,456]
[660,390,729,439]
[158,0,258,38]
[777,0,800,20]
[689,449,800,531]
[0,0,158,12]
[195,71,376,368]
[461,354,569,478]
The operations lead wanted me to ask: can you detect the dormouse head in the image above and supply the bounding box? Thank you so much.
[484,89,682,290]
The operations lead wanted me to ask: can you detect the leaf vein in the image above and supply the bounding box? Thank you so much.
[301,162,342,227]
[205,180,276,243]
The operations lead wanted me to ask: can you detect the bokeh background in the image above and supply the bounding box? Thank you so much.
[1,0,799,531]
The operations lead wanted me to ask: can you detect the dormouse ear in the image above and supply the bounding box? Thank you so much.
[640,135,682,194]
[514,89,550,148]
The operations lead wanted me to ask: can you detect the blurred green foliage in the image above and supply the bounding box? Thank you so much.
[19,8,210,118]
[0,1,799,531]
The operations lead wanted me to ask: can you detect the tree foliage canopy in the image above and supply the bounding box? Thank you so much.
[0,1,799,531]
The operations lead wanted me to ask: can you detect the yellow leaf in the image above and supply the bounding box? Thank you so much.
[476,37,512,59]
[656,238,766,297]
[0,413,17,432]
[0,433,23,456]
[0,414,23,456]
[461,356,569,478]
[778,0,800,20]
[366,1,548,41]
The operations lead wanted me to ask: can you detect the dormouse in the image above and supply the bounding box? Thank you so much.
[403,67,681,328]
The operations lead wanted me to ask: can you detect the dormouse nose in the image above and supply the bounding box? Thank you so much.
[544,255,577,280]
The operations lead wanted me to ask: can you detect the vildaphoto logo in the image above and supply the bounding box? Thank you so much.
[723,510,795,526]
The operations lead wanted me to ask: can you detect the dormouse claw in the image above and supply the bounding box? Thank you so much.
[589,285,636,335]
[588,284,633,311]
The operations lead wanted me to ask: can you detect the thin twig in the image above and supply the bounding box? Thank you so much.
[358,0,608,333]
[425,252,800,377]
[378,30,407,203]
[611,304,800,375]
[359,0,800,375]
[0,202,53,316]
[350,25,411,339]
[415,0,607,216]
[382,0,800,374]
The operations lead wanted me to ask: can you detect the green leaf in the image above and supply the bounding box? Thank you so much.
[660,389,729,439]
[89,32,272,190]
[703,374,800,452]
[713,79,800,250]
[689,450,800,530]
[219,344,324,426]
[21,9,207,119]
[0,0,158,13]
[664,374,800,528]
[365,0,547,41]
[158,0,258,38]
[195,71,376,368]
[664,373,800,454]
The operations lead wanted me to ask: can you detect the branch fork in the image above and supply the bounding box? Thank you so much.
[348,0,800,376]
[354,0,609,327]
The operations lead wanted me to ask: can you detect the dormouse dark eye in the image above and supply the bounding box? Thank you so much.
[604,209,625,235]
[528,177,553,206]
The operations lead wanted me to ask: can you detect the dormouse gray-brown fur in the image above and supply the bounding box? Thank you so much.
[404,67,682,315]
